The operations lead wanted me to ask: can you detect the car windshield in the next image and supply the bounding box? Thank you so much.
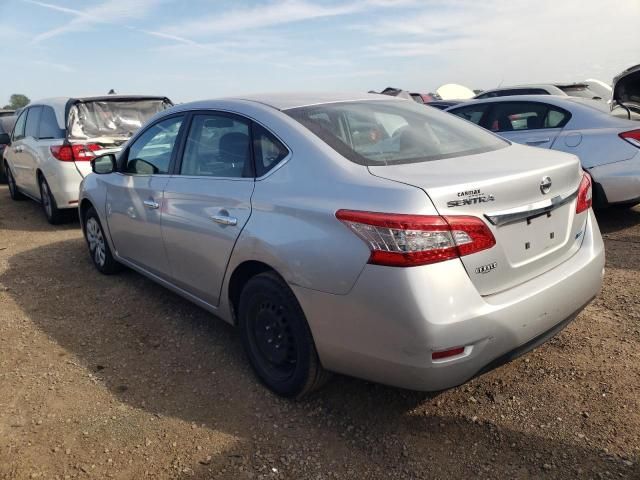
[68,98,172,142]
[285,100,507,166]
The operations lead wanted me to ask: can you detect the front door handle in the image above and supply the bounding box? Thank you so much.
[525,138,551,145]
[211,214,238,226]
[143,199,159,209]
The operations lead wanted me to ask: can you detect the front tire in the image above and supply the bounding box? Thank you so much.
[39,175,64,224]
[5,163,25,200]
[84,207,121,274]
[238,272,329,398]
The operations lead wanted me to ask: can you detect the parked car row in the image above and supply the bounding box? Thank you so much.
[3,95,172,223]
[2,90,605,398]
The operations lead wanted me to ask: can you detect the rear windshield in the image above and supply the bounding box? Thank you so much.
[558,86,602,100]
[285,100,507,165]
[68,98,172,143]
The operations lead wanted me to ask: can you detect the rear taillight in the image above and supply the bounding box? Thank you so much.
[50,143,101,162]
[576,172,592,214]
[335,210,496,267]
[619,129,640,148]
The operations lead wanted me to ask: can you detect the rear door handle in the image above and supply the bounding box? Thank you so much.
[143,199,159,209]
[525,138,551,145]
[211,214,238,226]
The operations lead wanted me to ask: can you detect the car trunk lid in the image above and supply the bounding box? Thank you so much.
[369,144,588,295]
[66,96,172,177]
[612,64,640,117]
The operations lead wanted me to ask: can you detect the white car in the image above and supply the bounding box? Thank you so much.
[447,95,640,207]
[3,95,172,223]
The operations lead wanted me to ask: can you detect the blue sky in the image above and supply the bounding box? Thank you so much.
[0,0,638,103]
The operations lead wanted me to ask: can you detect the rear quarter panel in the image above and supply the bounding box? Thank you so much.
[221,105,437,300]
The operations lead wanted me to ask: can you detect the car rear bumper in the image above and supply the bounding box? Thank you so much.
[293,209,605,391]
[45,162,84,209]
[590,152,640,205]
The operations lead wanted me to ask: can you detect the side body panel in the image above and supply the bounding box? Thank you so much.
[104,174,172,278]
[161,176,255,305]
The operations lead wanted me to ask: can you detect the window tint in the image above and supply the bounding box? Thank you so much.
[38,106,64,139]
[25,107,42,138]
[286,100,507,166]
[125,115,183,174]
[180,114,251,178]
[485,102,569,132]
[12,110,27,140]
[449,104,490,125]
[253,124,289,176]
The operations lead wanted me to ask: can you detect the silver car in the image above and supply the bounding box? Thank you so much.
[79,93,605,398]
[447,96,640,207]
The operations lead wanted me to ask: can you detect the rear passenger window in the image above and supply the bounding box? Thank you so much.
[13,110,27,140]
[38,106,64,139]
[25,107,42,138]
[125,115,183,174]
[545,108,570,127]
[485,102,570,132]
[253,124,289,176]
[180,114,251,178]
[449,104,490,125]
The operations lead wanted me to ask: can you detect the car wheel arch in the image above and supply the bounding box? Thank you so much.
[79,198,94,226]
[227,260,285,325]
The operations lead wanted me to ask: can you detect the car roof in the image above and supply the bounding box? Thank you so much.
[29,95,170,109]
[225,92,393,110]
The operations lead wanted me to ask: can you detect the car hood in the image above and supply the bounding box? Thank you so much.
[612,64,640,112]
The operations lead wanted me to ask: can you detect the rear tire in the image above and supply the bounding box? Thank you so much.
[238,272,330,398]
[84,206,122,274]
[39,175,64,224]
[5,163,25,200]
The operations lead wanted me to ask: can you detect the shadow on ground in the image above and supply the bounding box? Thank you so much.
[595,205,640,235]
[2,238,638,478]
[0,187,80,232]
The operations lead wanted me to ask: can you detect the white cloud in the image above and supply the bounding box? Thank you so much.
[26,0,164,43]
[162,0,362,37]
[357,0,640,88]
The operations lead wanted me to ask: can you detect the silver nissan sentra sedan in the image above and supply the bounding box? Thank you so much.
[78,93,605,398]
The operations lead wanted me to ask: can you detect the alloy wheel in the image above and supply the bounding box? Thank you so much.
[7,168,15,196]
[40,179,53,219]
[86,217,106,267]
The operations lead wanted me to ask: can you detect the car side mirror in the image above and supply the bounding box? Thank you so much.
[0,132,10,145]
[91,153,117,174]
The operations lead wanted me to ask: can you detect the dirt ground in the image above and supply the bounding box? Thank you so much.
[0,184,638,480]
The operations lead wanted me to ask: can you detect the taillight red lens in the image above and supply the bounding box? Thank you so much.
[50,145,74,161]
[50,143,101,162]
[576,173,592,214]
[335,210,496,267]
[619,129,640,148]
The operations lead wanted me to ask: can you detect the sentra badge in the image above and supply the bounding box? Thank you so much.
[447,189,495,208]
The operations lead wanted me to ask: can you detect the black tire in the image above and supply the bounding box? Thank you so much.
[0,160,6,184]
[83,206,122,274]
[238,272,330,398]
[5,163,26,200]
[39,175,64,224]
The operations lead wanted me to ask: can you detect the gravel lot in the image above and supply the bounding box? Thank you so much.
[0,183,639,479]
